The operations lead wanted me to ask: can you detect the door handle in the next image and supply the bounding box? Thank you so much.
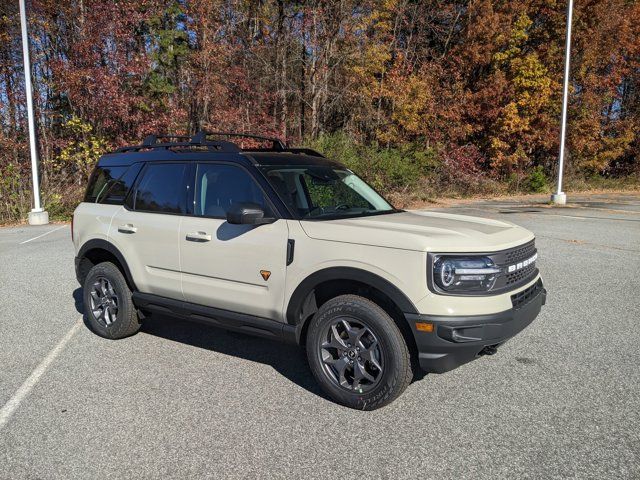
[118,224,137,234]
[186,231,212,242]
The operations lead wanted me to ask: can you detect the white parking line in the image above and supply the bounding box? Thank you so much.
[0,321,81,430]
[19,225,67,244]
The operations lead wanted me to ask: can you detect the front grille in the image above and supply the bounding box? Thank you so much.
[511,278,543,309]
[506,262,537,286]
[490,239,538,293]
[504,240,536,264]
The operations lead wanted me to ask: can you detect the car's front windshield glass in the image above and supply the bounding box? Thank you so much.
[259,165,397,220]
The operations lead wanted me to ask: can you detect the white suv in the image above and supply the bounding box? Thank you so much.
[73,132,546,410]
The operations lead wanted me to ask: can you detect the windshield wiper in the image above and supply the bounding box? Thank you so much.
[304,209,402,220]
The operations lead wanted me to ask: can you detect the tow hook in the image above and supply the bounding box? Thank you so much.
[479,345,498,356]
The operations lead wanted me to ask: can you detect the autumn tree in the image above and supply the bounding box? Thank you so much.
[0,0,638,221]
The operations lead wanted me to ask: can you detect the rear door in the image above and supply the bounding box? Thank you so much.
[109,162,189,299]
[179,162,289,321]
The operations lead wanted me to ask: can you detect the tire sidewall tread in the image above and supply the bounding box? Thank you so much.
[83,262,140,339]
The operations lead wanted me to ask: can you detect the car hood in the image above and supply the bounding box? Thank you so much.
[299,211,534,252]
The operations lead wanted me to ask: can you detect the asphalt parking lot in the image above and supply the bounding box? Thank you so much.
[1,193,639,479]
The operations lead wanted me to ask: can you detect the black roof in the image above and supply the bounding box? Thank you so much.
[98,131,341,168]
[245,152,342,168]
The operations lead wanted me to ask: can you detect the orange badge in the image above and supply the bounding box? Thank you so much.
[260,270,271,281]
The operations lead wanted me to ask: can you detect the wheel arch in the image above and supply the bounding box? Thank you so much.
[286,267,419,354]
[76,239,137,291]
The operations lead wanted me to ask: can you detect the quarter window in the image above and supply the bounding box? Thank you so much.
[194,164,270,218]
[97,163,143,205]
[133,163,187,214]
[85,166,127,203]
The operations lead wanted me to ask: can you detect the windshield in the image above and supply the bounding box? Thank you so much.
[259,165,397,220]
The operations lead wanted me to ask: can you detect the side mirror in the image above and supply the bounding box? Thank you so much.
[227,203,276,225]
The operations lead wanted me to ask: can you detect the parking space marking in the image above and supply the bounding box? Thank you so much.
[550,213,640,223]
[19,225,67,245]
[0,321,81,430]
[555,214,587,220]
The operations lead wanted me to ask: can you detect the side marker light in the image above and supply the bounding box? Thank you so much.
[416,322,434,333]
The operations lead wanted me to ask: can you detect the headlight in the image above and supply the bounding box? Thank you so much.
[432,255,500,293]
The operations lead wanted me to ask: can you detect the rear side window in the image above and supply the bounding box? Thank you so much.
[133,163,187,214]
[85,166,127,203]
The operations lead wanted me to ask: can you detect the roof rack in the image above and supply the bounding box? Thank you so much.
[115,132,241,154]
[112,130,325,157]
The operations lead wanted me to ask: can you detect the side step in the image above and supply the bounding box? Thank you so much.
[132,292,298,344]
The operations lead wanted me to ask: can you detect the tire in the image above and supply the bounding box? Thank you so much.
[83,262,141,339]
[306,294,412,410]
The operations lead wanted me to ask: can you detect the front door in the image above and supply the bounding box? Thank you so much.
[180,163,289,321]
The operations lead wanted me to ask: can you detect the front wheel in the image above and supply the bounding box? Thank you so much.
[83,262,141,339]
[306,295,412,410]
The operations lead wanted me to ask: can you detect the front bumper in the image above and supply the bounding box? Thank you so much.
[406,279,546,373]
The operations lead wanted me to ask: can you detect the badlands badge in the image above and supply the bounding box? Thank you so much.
[260,270,271,281]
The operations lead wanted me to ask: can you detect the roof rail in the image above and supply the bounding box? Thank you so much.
[194,131,325,157]
[196,131,287,151]
[142,134,191,147]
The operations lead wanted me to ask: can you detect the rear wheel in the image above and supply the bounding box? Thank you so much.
[83,262,141,339]
[306,294,412,410]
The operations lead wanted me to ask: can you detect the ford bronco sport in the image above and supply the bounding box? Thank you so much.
[73,132,546,410]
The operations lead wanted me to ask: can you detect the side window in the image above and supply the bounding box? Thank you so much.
[85,166,126,203]
[194,164,270,218]
[133,163,187,214]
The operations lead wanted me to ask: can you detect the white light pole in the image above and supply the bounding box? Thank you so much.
[551,0,573,205]
[19,0,48,225]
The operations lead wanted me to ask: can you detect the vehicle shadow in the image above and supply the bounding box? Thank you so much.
[142,313,327,399]
[73,287,102,333]
[73,287,84,314]
[72,287,327,400]
[215,222,256,241]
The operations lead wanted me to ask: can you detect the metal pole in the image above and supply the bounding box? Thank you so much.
[19,0,48,224]
[551,0,573,205]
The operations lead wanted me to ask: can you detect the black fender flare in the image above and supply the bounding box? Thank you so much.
[77,238,137,290]
[285,266,418,327]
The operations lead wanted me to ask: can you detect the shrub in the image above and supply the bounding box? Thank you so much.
[525,165,549,193]
[53,116,109,182]
[305,132,439,195]
[0,162,31,224]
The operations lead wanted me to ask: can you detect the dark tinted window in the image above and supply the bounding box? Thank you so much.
[85,166,127,203]
[134,163,187,214]
[195,164,269,217]
[97,163,143,205]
